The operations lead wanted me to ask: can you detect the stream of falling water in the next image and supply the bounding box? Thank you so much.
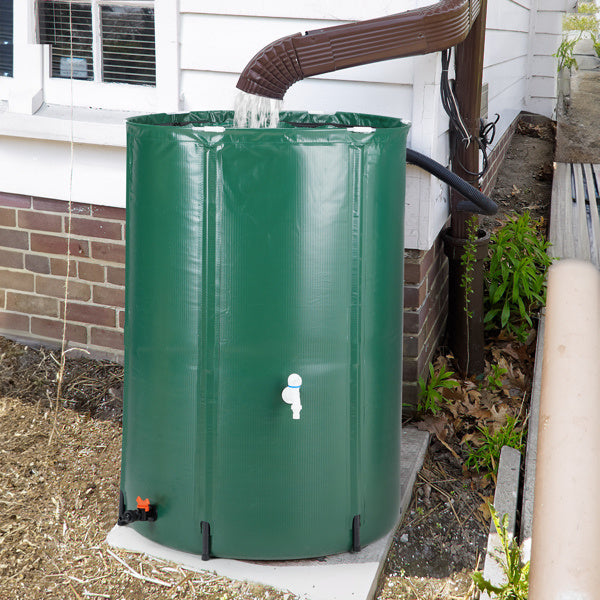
[233,91,282,128]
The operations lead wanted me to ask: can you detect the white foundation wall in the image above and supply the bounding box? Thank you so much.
[0,0,566,250]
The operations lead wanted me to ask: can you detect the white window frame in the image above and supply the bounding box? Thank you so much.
[3,0,179,113]
[41,0,178,111]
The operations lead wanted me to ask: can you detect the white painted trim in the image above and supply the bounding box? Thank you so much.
[0,102,131,146]
[7,2,43,113]
[92,1,102,81]
[155,0,181,111]
[406,52,450,250]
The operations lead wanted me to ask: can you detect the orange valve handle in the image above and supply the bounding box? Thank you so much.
[136,496,151,512]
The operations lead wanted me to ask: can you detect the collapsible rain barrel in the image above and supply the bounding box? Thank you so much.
[121,110,409,559]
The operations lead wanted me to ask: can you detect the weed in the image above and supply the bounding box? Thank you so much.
[487,364,508,391]
[554,36,579,71]
[484,212,553,342]
[465,416,524,474]
[472,505,529,600]
[417,362,459,415]
[460,216,479,320]
[555,3,600,70]
[564,1,599,32]
[593,33,600,58]
[577,1,599,15]
[563,12,599,33]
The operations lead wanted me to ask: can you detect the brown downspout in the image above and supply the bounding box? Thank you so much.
[237,0,482,99]
[236,0,490,376]
[444,0,489,375]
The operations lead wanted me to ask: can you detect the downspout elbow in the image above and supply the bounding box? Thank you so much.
[236,0,481,100]
[236,34,305,100]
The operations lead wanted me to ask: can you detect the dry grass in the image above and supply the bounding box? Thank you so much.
[0,396,295,600]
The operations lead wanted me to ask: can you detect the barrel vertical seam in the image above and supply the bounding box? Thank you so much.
[196,144,208,530]
[200,145,220,528]
[350,143,364,525]
[212,146,223,527]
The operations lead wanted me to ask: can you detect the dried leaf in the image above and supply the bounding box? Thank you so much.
[467,389,483,404]
[471,406,492,420]
[415,415,450,441]
[478,502,491,522]
[442,387,464,402]
[461,431,484,446]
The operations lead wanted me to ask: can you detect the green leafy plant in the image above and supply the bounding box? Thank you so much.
[555,3,600,70]
[465,416,524,474]
[484,212,553,342]
[417,362,460,415]
[554,36,580,70]
[563,13,599,32]
[592,33,600,57]
[472,505,529,599]
[487,364,508,391]
[577,1,600,15]
[564,2,599,32]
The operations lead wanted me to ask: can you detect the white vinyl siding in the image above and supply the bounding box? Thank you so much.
[527,2,568,117]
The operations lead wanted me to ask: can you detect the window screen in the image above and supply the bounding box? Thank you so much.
[38,1,156,86]
[39,2,93,80]
[0,0,13,77]
[101,6,155,85]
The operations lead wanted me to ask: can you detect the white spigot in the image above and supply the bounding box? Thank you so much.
[282,373,302,420]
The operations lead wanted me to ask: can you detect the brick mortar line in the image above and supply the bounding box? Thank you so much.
[1,208,125,224]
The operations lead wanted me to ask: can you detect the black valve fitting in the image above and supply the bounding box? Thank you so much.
[117,491,157,526]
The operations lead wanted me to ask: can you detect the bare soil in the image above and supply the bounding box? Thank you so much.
[0,115,555,600]
[555,68,600,163]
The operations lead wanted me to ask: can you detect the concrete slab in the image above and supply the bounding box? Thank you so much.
[520,313,545,556]
[479,445,521,600]
[107,427,430,600]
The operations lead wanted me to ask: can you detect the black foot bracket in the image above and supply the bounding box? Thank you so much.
[352,515,361,552]
[201,521,211,561]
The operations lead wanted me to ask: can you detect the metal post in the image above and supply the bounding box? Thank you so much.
[446,0,489,375]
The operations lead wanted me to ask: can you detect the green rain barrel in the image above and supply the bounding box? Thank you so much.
[121,110,409,559]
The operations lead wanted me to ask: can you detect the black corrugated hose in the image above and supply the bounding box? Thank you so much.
[406,148,497,215]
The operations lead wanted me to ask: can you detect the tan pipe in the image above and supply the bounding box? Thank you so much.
[236,0,481,99]
[529,259,600,600]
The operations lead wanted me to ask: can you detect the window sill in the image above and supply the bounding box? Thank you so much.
[0,101,139,147]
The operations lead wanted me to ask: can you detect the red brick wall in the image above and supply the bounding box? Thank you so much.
[0,193,125,361]
[402,234,449,409]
